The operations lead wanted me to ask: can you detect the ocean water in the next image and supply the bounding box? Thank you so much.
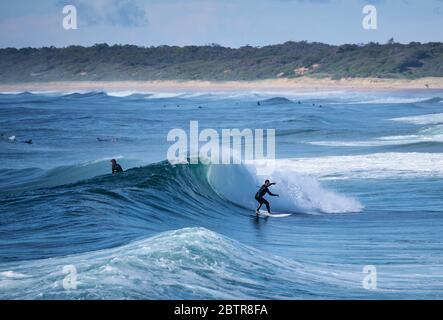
[1,89,443,299]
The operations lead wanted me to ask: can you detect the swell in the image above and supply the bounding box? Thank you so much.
[3,227,439,299]
[0,161,233,262]
[0,158,361,262]
[0,227,366,299]
[2,91,442,105]
[0,157,137,194]
[0,91,189,102]
[1,158,362,214]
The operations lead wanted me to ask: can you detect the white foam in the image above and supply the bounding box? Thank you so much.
[207,161,362,214]
[310,134,443,147]
[0,91,23,95]
[391,113,443,125]
[352,97,434,104]
[106,90,144,97]
[0,271,28,279]
[310,123,443,147]
[145,92,186,99]
[271,153,443,180]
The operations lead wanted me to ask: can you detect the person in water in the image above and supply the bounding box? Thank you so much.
[255,179,279,214]
[110,159,123,174]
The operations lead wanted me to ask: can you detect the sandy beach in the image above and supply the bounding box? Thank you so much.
[1,77,443,93]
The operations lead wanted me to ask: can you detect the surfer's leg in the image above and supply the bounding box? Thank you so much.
[262,198,270,213]
[255,196,262,213]
[256,202,262,213]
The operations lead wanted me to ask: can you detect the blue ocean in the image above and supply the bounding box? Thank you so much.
[1,89,443,299]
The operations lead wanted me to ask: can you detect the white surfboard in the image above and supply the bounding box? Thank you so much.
[256,210,292,218]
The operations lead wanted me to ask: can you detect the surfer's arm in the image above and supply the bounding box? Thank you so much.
[267,190,279,197]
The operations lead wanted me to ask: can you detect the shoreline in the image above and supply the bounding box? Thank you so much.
[1,77,443,93]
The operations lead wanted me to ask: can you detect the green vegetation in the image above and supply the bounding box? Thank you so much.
[0,41,442,82]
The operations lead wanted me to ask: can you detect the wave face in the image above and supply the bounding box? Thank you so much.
[1,89,443,299]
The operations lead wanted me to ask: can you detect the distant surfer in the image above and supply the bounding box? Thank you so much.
[2,135,33,144]
[255,180,279,214]
[111,159,123,174]
[97,137,118,142]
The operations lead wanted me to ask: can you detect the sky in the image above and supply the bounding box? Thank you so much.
[0,0,442,48]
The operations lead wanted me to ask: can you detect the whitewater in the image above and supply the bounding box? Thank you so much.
[1,89,443,299]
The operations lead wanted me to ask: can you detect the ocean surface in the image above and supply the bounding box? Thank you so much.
[1,89,443,299]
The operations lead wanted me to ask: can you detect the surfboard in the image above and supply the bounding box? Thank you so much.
[255,210,292,218]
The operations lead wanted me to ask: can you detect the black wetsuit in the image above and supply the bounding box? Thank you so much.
[255,184,273,213]
[112,163,123,174]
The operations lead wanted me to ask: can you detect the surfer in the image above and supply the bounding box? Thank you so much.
[255,180,279,214]
[110,159,123,174]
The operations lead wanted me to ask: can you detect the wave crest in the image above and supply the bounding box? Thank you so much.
[207,161,362,214]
